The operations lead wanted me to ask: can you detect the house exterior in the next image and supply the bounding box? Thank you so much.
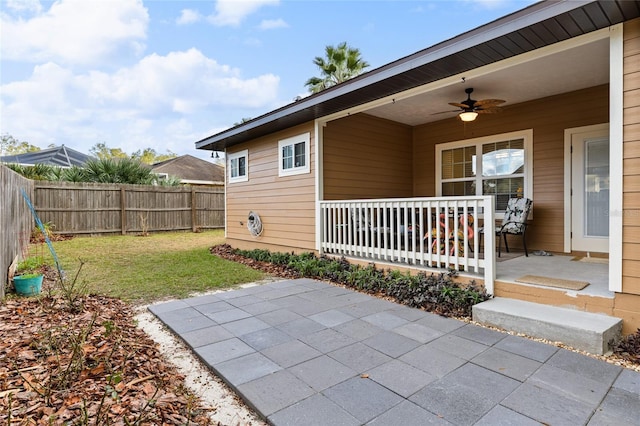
[151,154,225,187]
[0,145,93,167]
[196,1,640,334]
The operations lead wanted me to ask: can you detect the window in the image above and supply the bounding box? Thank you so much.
[279,133,310,176]
[228,150,248,183]
[437,130,532,212]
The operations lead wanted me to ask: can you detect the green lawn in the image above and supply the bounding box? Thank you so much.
[44,230,264,304]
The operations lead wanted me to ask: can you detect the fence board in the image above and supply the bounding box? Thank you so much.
[33,181,224,235]
[1,166,35,297]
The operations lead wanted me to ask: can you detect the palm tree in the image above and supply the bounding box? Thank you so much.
[305,42,369,94]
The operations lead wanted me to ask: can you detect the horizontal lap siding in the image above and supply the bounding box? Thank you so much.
[623,18,640,296]
[413,85,609,254]
[226,123,316,252]
[323,114,413,200]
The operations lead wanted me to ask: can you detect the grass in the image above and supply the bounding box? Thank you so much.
[42,230,264,303]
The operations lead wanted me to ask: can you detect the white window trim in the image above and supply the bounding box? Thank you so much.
[278,133,310,177]
[228,149,248,183]
[436,129,533,219]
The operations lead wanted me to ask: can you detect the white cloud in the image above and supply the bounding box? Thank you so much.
[0,49,280,153]
[177,9,201,25]
[258,18,288,30]
[0,0,148,66]
[5,0,42,14]
[208,0,279,27]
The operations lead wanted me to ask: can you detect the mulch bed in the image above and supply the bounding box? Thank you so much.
[0,277,214,425]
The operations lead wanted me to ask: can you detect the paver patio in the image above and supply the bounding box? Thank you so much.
[149,278,640,426]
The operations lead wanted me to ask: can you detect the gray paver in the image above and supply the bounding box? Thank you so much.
[213,352,281,385]
[206,307,252,324]
[164,313,216,334]
[256,308,303,326]
[410,364,520,426]
[261,339,322,368]
[239,326,293,351]
[471,347,542,382]
[493,334,559,362]
[226,294,264,307]
[426,334,489,360]
[324,377,404,423]
[195,338,255,365]
[308,309,355,327]
[150,279,637,426]
[367,359,437,397]
[239,300,281,315]
[193,301,234,316]
[328,342,391,373]
[393,322,443,344]
[399,345,467,378]
[237,370,315,417]
[362,330,421,357]
[591,387,640,425]
[277,317,326,338]
[333,318,385,341]
[289,355,356,391]
[221,317,270,336]
[300,328,356,353]
[415,313,465,333]
[528,364,612,406]
[474,405,541,426]
[183,294,221,306]
[269,394,360,426]
[361,311,409,330]
[366,400,453,425]
[613,368,640,394]
[180,325,233,348]
[502,382,595,426]
[452,323,507,345]
[547,349,622,385]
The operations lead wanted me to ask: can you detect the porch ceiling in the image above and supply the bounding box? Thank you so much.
[365,37,610,126]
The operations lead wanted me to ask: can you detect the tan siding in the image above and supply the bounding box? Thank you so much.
[323,114,413,200]
[414,85,609,254]
[225,122,317,251]
[623,18,640,296]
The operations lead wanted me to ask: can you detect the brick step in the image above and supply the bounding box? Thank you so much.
[472,297,622,355]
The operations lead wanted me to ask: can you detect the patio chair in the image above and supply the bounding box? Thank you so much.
[496,197,533,257]
[351,208,391,247]
[428,212,474,256]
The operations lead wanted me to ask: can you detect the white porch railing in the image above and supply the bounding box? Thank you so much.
[319,196,495,294]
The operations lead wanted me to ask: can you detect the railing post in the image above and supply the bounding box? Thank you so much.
[483,196,496,295]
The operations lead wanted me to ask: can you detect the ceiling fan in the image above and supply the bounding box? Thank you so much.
[441,88,505,121]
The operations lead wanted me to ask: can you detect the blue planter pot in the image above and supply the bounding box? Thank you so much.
[13,274,44,296]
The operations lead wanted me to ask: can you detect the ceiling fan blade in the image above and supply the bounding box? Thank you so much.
[448,102,468,109]
[476,107,502,114]
[475,98,506,106]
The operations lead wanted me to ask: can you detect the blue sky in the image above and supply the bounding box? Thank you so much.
[0,0,538,162]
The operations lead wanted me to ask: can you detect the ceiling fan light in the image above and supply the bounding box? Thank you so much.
[459,111,478,122]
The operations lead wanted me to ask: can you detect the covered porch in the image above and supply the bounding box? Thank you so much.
[319,197,613,314]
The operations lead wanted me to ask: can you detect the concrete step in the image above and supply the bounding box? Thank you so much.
[472,297,622,355]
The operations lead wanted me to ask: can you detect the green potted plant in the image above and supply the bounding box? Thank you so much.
[13,256,45,296]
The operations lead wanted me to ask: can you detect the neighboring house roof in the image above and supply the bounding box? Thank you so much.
[0,145,93,167]
[151,154,225,185]
[195,0,640,152]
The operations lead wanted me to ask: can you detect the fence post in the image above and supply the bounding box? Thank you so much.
[120,187,127,235]
[191,188,197,232]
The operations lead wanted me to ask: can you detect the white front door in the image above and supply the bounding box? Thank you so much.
[571,125,609,253]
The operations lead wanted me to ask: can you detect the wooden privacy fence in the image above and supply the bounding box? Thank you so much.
[1,166,35,298]
[33,181,225,235]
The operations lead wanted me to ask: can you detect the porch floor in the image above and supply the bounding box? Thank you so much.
[495,252,611,299]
